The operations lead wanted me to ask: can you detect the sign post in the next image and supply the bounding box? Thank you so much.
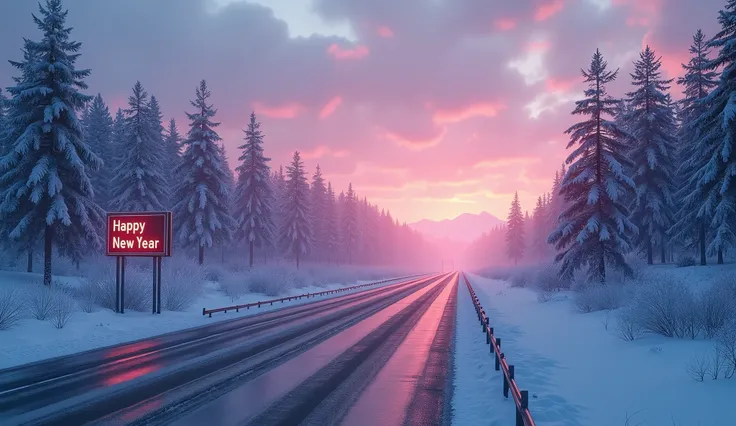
[106,212,173,314]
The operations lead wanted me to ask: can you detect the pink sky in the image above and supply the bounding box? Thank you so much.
[0,0,725,223]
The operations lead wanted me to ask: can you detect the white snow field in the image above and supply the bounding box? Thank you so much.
[466,267,736,426]
[0,261,422,370]
[451,274,516,425]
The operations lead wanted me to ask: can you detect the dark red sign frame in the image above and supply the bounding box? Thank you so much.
[106,211,173,257]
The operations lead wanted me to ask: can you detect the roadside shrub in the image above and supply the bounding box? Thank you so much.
[698,282,736,339]
[28,285,56,320]
[246,267,293,296]
[50,293,76,329]
[573,284,626,313]
[161,256,205,311]
[630,275,698,338]
[203,263,228,282]
[532,263,569,292]
[677,256,697,268]
[0,286,25,330]
[509,266,537,288]
[613,306,644,341]
[476,266,512,280]
[121,267,151,312]
[219,271,248,302]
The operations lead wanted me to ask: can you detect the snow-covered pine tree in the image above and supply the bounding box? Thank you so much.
[310,165,327,260]
[171,80,235,265]
[0,89,7,155]
[342,183,359,264]
[111,108,125,158]
[164,118,182,181]
[505,192,525,265]
[531,195,546,260]
[324,181,340,263]
[109,82,168,212]
[82,94,114,209]
[671,29,719,265]
[146,95,169,205]
[279,151,313,267]
[233,112,274,267]
[0,0,105,285]
[548,49,638,283]
[687,3,736,264]
[625,46,678,264]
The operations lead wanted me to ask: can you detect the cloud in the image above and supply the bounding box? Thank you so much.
[0,0,725,222]
[319,96,343,119]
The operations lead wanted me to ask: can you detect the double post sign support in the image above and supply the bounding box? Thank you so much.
[106,212,173,314]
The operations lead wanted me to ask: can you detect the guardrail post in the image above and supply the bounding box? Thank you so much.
[202,307,205,316]
[517,390,528,426]
[495,348,502,371]
[504,365,514,397]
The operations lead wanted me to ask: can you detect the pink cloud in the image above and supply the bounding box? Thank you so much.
[319,96,343,119]
[377,25,394,38]
[544,77,577,92]
[251,101,302,119]
[495,18,517,31]
[383,128,447,151]
[327,43,370,60]
[526,40,551,52]
[535,0,565,21]
[432,103,507,125]
[301,145,350,160]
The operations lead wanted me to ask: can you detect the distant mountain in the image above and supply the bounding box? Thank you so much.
[408,211,504,243]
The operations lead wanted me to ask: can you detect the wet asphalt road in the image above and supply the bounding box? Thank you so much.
[0,272,458,426]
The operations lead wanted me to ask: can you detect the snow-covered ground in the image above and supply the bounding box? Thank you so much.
[466,268,736,426]
[0,268,416,370]
[451,275,516,425]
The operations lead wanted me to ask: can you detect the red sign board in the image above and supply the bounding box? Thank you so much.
[106,212,173,257]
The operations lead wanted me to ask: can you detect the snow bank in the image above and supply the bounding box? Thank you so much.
[451,276,515,425]
[466,273,736,426]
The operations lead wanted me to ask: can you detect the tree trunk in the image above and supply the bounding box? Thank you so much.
[598,243,606,285]
[646,240,653,265]
[249,241,254,268]
[660,242,666,264]
[198,246,204,265]
[43,226,53,286]
[699,221,706,265]
[296,250,300,269]
[718,248,724,265]
[27,250,33,273]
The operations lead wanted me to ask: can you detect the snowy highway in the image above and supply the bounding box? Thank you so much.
[0,273,459,426]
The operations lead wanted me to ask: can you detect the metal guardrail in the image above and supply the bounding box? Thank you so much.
[462,272,536,426]
[202,273,428,317]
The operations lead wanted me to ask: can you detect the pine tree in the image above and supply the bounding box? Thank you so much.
[111,107,125,156]
[342,183,359,264]
[310,165,327,261]
[0,89,8,155]
[109,82,168,212]
[625,46,678,265]
[324,181,339,263]
[233,112,274,267]
[279,151,313,267]
[505,192,525,264]
[171,80,235,265]
[82,94,114,209]
[687,2,736,263]
[671,29,720,265]
[164,118,182,180]
[548,49,638,283]
[0,0,105,286]
[531,195,546,260]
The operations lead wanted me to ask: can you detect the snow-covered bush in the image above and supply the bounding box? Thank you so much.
[573,284,627,313]
[532,263,569,292]
[629,274,698,338]
[121,267,151,312]
[715,319,736,378]
[613,306,644,341]
[50,293,76,329]
[508,266,537,288]
[0,286,25,330]
[28,285,56,320]
[160,257,205,311]
[246,267,294,296]
[698,281,736,339]
[677,256,697,268]
[476,266,512,280]
[203,263,228,282]
[686,350,710,382]
[219,271,249,302]
[78,267,117,311]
